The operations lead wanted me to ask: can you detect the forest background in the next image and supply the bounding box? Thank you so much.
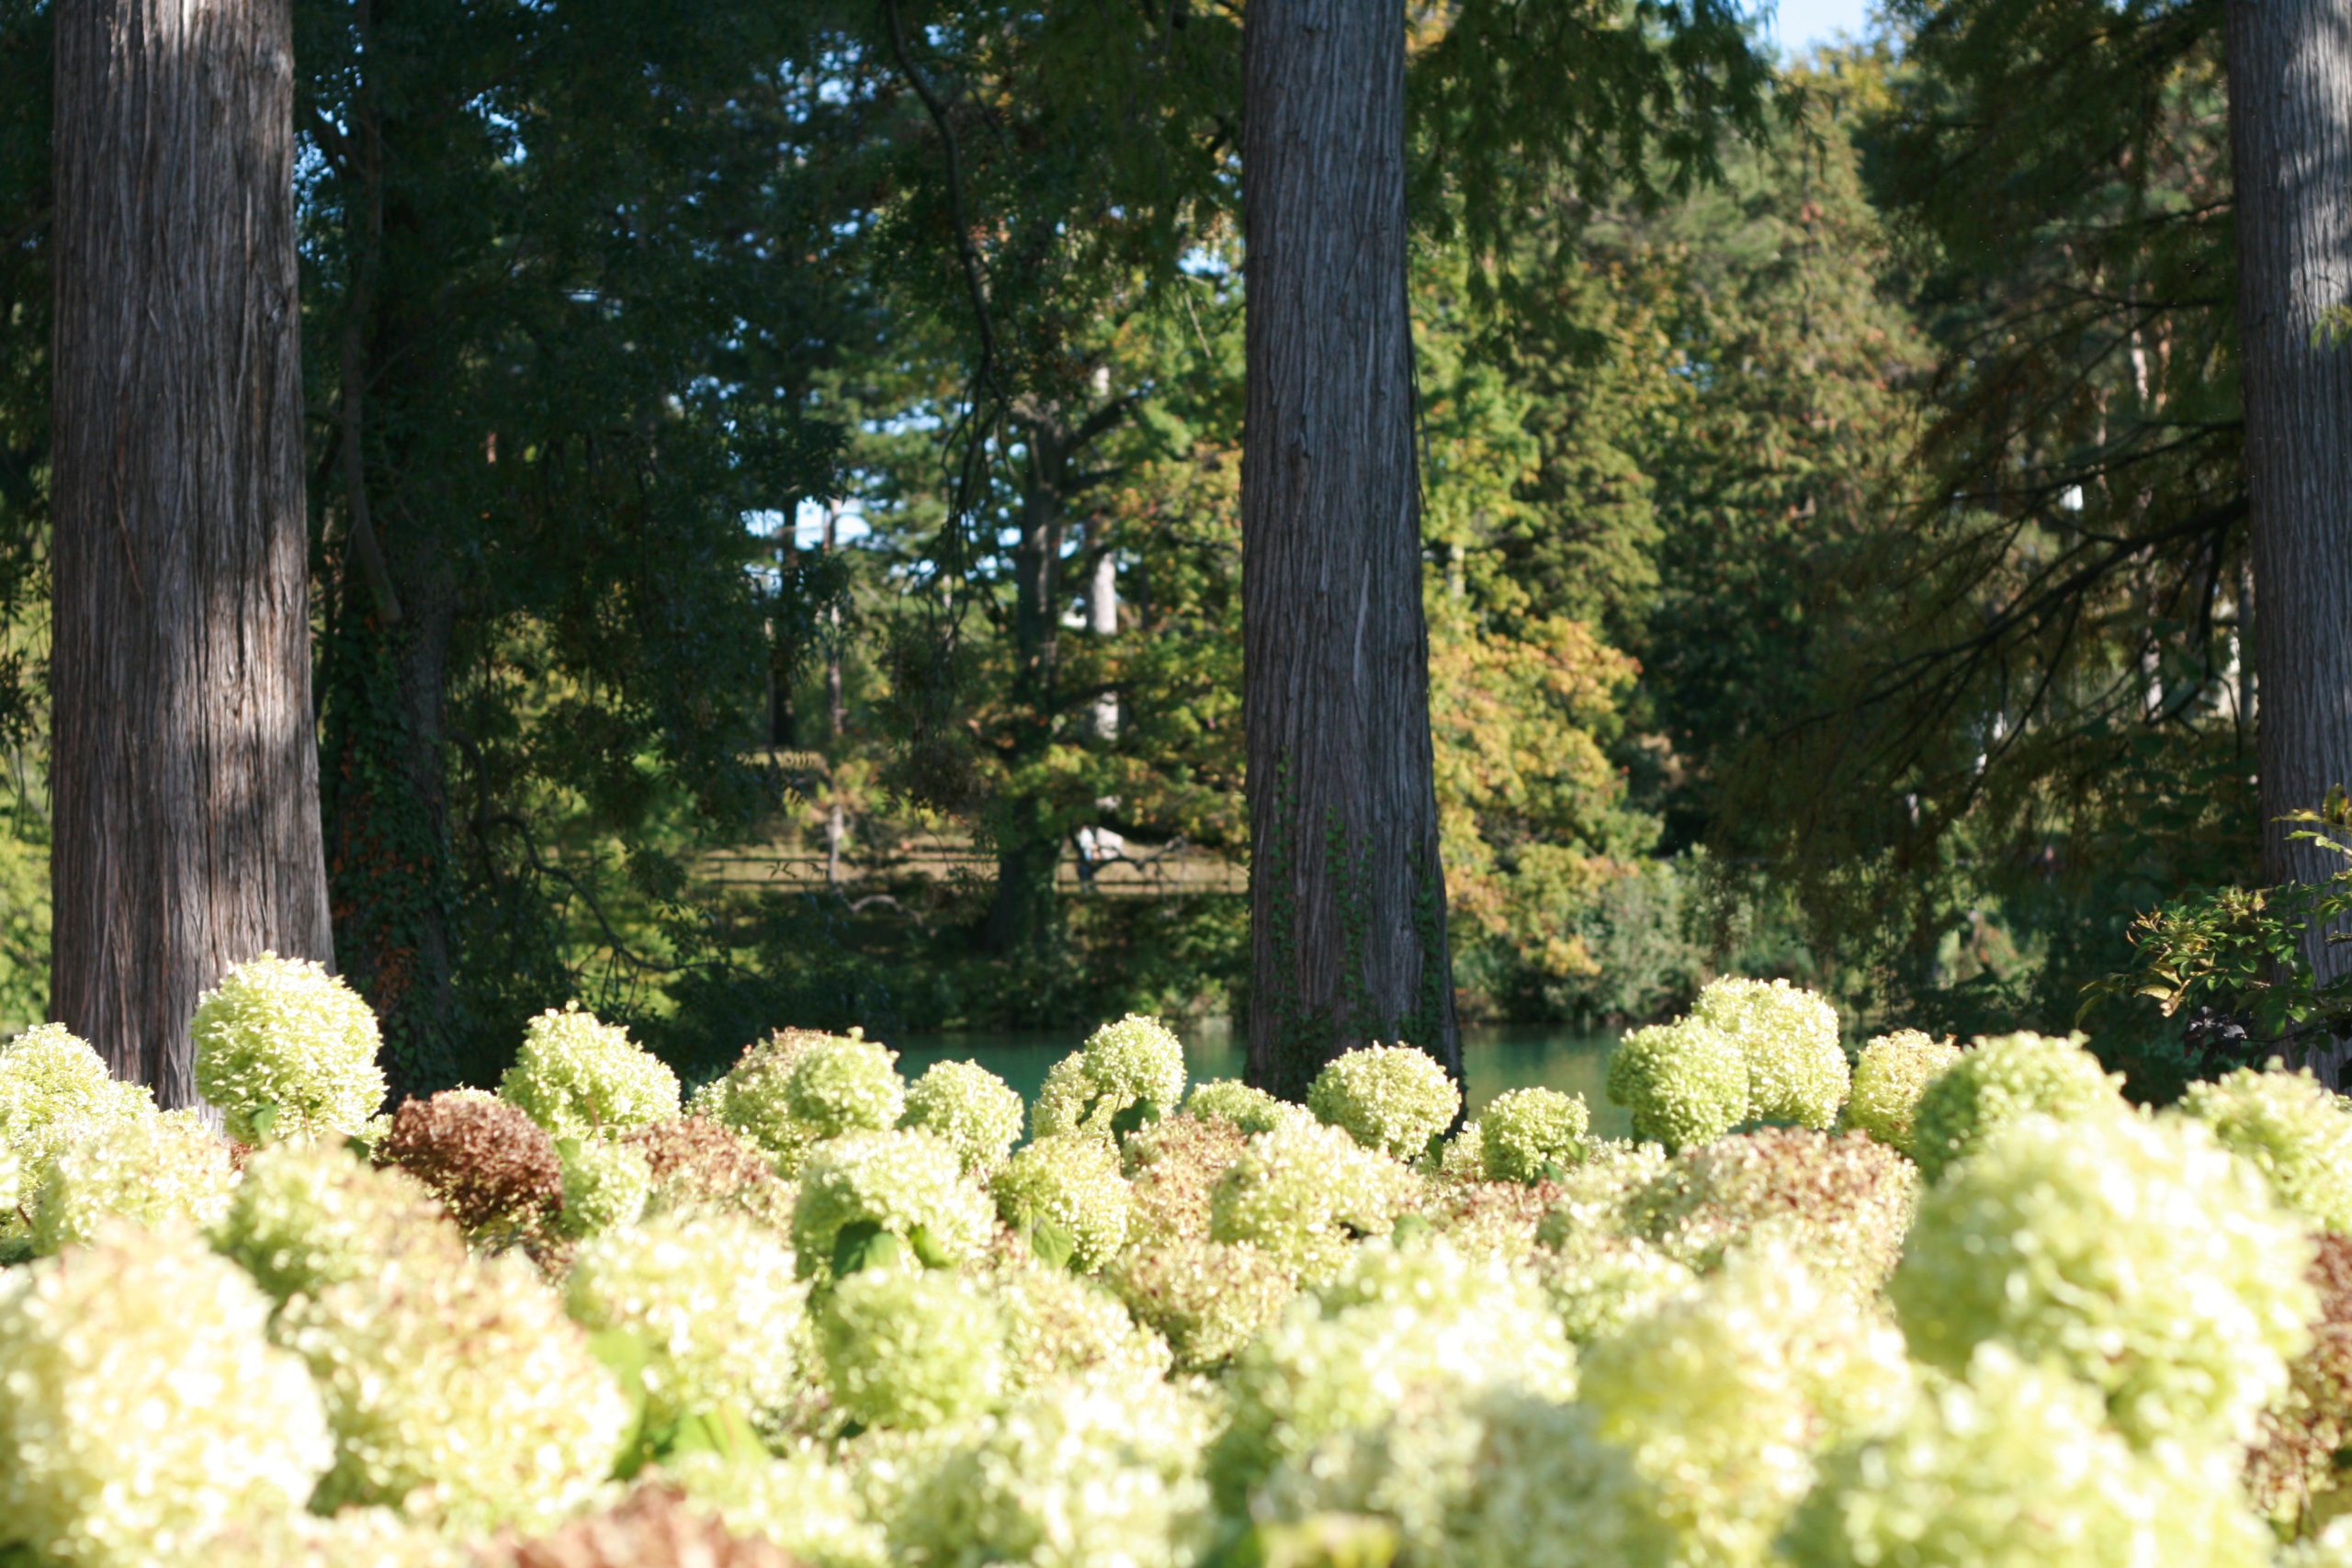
[0,0,2271,1098]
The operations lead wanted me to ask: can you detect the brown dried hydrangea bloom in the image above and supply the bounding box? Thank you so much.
[1119,1112,1250,1244]
[2247,1232,2352,1528]
[1636,1126,1918,1296]
[376,1089,563,1238]
[627,1115,794,1229]
[492,1483,803,1568]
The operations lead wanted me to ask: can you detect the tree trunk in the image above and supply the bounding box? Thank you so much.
[1240,0,1460,1100]
[50,0,332,1103]
[2226,0,2352,1018]
[984,422,1067,954]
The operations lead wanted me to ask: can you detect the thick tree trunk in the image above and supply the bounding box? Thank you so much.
[984,423,1067,954]
[1240,0,1460,1100]
[50,0,332,1102]
[2226,0,2352,1017]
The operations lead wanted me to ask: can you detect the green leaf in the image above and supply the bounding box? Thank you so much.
[1028,1215,1078,1271]
[1389,1213,1433,1247]
[660,1404,763,1465]
[907,1223,956,1269]
[1111,1099,1164,1139]
[245,1103,281,1142]
[832,1219,904,1278]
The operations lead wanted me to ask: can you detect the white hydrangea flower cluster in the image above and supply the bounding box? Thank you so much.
[1689,976,1849,1128]
[1479,1086,1591,1182]
[0,1224,334,1568]
[815,1265,1007,1430]
[1031,1015,1188,1140]
[1533,1137,1673,1243]
[1843,1028,1963,1156]
[1635,1127,1919,1298]
[1103,1235,1298,1371]
[895,1376,1214,1568]
[1892,1107,2315,1449]
[1306,1043,1462,1160]
[1906,1030,2121,1181]
[0,1024,150,1237]
[1182,1077,1309,1135]
[1785,1344,2273,1568]
[213,1140,460,1303]
[1606,1018,1749,1150]
[32,1106,237,1252]
[989,1255,1173,1393]
[900,1058,1024,1174]
[691,1028,833,1168]
[791,1128,993,1279]
[2177,1065,2352,1234]
[786,1033,906,1139]
[1534,1228,1697,1346]
[1436,1118,1487,1179]
[498,1003,681,1138]
[1208,1119,1421,1283]
[556,1135,655,1238]
[990,1132,1134,1271]
[1577,1244,1913,1566]
[189,953,388,1145]
[664,1448,889,1568]
[281,1251,634,1531]
[567,1211,807,1427]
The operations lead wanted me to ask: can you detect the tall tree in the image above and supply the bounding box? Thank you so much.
[1241,0,1460,1096]
[2225,0,2352,986]
[49,0,332,1100]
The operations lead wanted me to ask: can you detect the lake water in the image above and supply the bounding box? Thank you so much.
[890,1021,1634,1142]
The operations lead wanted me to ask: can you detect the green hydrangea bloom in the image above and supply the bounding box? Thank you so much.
[498,1003,680,1139]
[1785,1345,2273,1568]
[0,1224,334,1568]
[816,1265,1007,1430]
[1844,1028,1963,1156]
[1606,1019,1749,1152]
[1441,1392,1674,1568]
[189,953,387,1145]
[901,1059,1024,1174]
[991,1133,1135,1272]
[181,1505,464,1568]
[1535,1229,1696,1345]
[1208,1120,1421,1284]
[2283,1520,2352,1568]
[1436,1119,1487,1179]
[664,1448,889,1568]
[1635,1127,1919,1298]
[791,1128,993,1280]
[1211,1236,1577,1528]
[1103,1235,1298,1371]
[1480,1088,1592,1182]
[281,1251,634,1531]
[567,1211,807,1427]
[1306,1043,1461,1161]
[1906,1030,2121,1182]
[0,1025,151,1214]
[693,1028,839,1169]
[556,1136,654,1238]
[786,1034,906,1140]
[2177,1066,2352,1234]
[895,1376,1213,1568]
[1183,1078,1308,1135]
[1690,976,1849,1129]
[1578,1245,1913,1567]
[1533,1138,1674,1246]
[1081,1013,1187,1112]
[33,1109,237,1253]
[988,1255,1173,1394]
[213,1141,461,1303]
[1893,1107,2314,1449]
[1030,1053,1096,1142]
[1120,1112,1252,1243]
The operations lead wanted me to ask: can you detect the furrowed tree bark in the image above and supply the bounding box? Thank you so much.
[2226,0,2352,1028]
[1241,0,1460,1100]
[50,0,333,1102]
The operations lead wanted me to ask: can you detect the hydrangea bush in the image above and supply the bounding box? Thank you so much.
[1843,1028,1962,1156]
[190,953,388,1144]
[1306,1043,1461,1160]
[1479,1087,1591,1182]
[899,1059,1024,1175]
[1606,1018,1749,1150]
[1689,976,1849,1129]
[499,1004,681,1139]
[2177,1065,2352,1234]
[1905,1029,2123,1181]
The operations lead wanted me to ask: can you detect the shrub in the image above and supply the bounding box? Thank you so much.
[628,1115,793,1228]
[0,1025,150,1214]
[1533,1138,1674,1247]
[990,1133,1134,1271]
[900,1060,1024,1175]
[280,1251,634,1531]
[214,1141,461,1303]
[1892,1107,2314,1449]
[1843,1028,1962,1156]
[1479,1087,1591,1182]
[791,1128,992,1280]
[499,1004,680,1139]
[1207,1120,1420,1283]
[1906,1030,2122,1182]
[2247,1233,2352,1527]
[786,1034,905,1140]
[989,1255,1173,1393]
[1690,976,1849,1128]
[1121,1111,1251,1243]
[1182,1078,1306,1135]
[1306,1043,1460,1161]
[1102,1235,1297,1371]
[2177,1065,2352,1234]
[815,1266,1006,1430]
[1534,1230,1696,1346]
[566,1212,807,1427]
[1785,1345,2271,1568]
[0,1224,334,1567]
[1635,1127,1917,1297]
[1605,1019,1748,1151]
[1080,1013,1187,1114]
[376,1089,564,1239]
[664,1449,888,1568]
[556,1137,655,1238]
[190,953,387,1145]
[32,1108,237,1252]
[691,1029,835,1169]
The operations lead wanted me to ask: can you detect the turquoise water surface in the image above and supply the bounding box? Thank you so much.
[890,1022,1633,1142]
